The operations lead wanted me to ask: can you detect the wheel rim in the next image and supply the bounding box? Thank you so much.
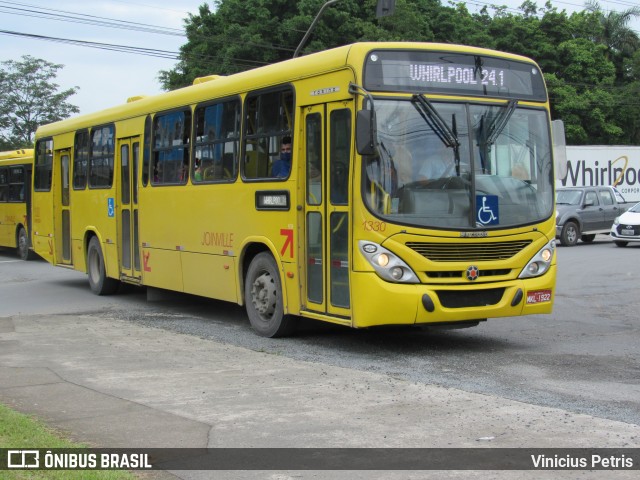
[251,271,277,318]
[566,226,577,244]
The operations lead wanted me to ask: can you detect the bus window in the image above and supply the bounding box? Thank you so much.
[89,125,115,188]
[243,88,293,180]
[8,166,25,202]
[193,99,240,182]
[330,109,351,205]
[152,110,191,185]
[0,168,6,201]
[306,113,322,205]
[34,138,53,191]
[142,115,151,186]
[73,130,89,189]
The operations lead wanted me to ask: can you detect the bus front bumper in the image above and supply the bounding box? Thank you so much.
[350,266,556,328]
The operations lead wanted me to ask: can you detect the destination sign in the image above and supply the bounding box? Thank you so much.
[363,50,547,101]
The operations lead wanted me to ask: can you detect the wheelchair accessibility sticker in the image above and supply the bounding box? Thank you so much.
[477,195,499,226]
[107,198,115,218]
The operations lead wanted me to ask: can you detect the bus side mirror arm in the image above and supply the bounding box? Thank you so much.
[356,110,377,156]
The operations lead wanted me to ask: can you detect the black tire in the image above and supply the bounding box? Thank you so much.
[87,237,119,295]
[17,226,34,261]
[244,252,296,337]
[614,241,628,247]
[580,234,596,243]
[560,221,579,246]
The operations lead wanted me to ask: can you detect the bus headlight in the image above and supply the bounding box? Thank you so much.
[518,239,556,279]
[358,240,419,284]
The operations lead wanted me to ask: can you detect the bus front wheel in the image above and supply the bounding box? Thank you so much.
[245,252,296,337]
[87,237,119,295]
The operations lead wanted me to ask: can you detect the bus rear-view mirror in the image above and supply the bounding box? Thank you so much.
[356,109,377,156]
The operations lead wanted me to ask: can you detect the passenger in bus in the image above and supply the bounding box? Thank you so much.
[271,136,292,177]
[511,160,529,180]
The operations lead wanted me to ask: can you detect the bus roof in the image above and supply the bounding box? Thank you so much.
[0,149,34,162]
[36,42,539,138]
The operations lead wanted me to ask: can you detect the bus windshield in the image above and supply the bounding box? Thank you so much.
[363,98,554,229]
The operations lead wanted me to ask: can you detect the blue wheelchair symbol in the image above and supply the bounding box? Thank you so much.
[107,198,115,218]
[477,195,499,226]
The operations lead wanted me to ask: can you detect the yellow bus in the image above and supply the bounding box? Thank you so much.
[0,149,35,260]
[32,42,561,336]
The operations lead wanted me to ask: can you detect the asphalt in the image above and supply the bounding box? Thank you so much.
[0,312,639,479]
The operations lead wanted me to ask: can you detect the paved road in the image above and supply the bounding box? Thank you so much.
[0,237,638,479]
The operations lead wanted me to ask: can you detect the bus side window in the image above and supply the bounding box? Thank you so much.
[152,110,191,185]
[0,168,7,201]
[142,115,152,186]
[193,99,240,183]
[73,130,89,190]
[8,166,25,202]
[34,138,53,192]
[330,109,352,204]
[89,125,115,189]
[243,88,294,180]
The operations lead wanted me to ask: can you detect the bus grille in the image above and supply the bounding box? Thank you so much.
[406,240,532,262]
[437,288,505,308]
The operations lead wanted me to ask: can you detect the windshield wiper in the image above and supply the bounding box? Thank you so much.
[412,94,462,176]
[412,94,459,149]
[483,99,518,147]
[476,99,518,174]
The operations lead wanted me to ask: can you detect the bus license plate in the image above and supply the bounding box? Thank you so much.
[621,228,634,236]
[526,289,552,304]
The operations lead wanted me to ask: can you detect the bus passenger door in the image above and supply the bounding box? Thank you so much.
[303,102,353,319]
[117,137,141,281]
[55,149,72,265]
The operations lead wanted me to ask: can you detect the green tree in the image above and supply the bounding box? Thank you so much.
[160,0,452,90]
[0,55,79,149]
[585,0,640,59]
[160,0,640,145]
[547,38,620,144]
[584,0,640,83]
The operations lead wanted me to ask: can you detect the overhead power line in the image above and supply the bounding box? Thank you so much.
[0,0,184,36]
[0,29,180,59]
[0,29,272,72]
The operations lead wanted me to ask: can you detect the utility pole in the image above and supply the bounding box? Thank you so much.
[293,0,396,58]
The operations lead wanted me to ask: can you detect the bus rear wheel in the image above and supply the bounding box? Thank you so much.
[245,252,296,337]
[87,237,119,295]
[17,226,34,260]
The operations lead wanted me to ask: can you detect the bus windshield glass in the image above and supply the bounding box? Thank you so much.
[363,99,554,229]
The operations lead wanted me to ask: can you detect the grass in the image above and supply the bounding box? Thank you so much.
[0,403,138,479]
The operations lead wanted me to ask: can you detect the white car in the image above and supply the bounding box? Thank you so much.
[611,202,640,247]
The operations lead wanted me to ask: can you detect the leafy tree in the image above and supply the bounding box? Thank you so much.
[160,0,640,145]
[0,55,79,149]
[585,0,640,60]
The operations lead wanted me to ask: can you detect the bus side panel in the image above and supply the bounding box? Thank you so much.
[140,246,184,292]
[32,193,54,264]
[0,204,18,247]
[182,253,237,302]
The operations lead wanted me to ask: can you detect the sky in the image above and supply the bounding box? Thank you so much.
[1,0,639,116]
[0,0,204,114]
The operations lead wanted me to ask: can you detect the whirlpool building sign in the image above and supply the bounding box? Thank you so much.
[559,146,640,203]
